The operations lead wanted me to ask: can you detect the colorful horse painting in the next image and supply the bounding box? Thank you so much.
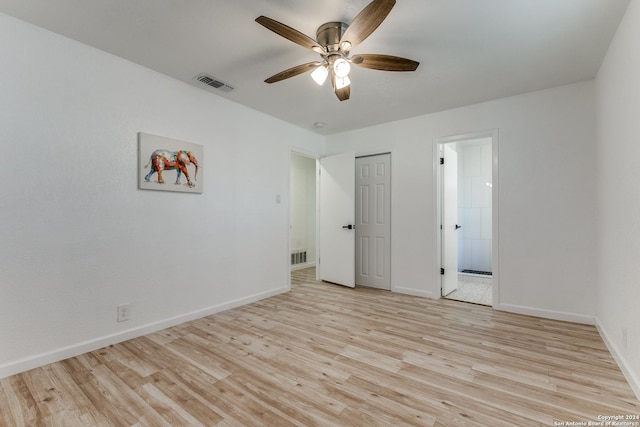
[143,150,199,187]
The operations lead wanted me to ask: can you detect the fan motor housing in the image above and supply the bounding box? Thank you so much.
[316,22,349,51]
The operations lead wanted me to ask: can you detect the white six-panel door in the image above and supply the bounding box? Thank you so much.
[355,154,391,290]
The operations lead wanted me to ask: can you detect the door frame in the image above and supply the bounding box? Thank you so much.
[433,130,500,306]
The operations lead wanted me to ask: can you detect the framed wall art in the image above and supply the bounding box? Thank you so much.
[138,132,203,194]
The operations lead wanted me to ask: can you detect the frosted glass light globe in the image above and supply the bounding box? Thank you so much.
[333,58,351,78]
[311,65,328,85]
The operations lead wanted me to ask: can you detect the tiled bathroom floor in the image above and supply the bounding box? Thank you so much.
[445,275,493,306]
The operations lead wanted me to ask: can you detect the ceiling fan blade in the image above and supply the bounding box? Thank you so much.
[340,0,396,49]
[335,84,350,101]
[256,16,324,53]
[331,73,351,101]
[265,62,322,84]
[351,54,419,71]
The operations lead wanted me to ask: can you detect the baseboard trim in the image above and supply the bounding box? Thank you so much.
[290,262,316,271]
[494,303,596,325]
[595,318,640,401]
[393,286,435,299]
[0,286,289,379]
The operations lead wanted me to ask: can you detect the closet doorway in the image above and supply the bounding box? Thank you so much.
[291,151,392,291]
[355,153,391,290]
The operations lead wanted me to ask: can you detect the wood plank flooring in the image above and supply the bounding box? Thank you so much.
[1,267,638,426]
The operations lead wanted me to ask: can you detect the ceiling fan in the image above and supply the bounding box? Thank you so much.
[256,0,419,101]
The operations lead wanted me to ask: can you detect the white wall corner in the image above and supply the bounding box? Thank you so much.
[595,318,640,401]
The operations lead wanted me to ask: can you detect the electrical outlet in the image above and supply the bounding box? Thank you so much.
[117,303,131,322]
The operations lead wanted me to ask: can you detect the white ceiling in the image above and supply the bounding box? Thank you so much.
[0,0,630,135]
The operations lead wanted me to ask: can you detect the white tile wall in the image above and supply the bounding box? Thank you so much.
[458,139,492,272]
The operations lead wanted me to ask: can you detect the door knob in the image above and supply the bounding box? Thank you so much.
[455,224,462,230]
[342,224,355,230]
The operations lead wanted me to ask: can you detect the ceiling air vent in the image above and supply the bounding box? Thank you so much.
[194,74,234,93]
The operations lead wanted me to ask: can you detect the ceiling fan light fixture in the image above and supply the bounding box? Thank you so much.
[340,41,352,52]
[333,58,351,78]
[256,0,420,102]
[335,75,351,90]
[311,65,329,85]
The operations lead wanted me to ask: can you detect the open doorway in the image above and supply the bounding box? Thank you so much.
[436,133,497,306]
[289,152,317,281]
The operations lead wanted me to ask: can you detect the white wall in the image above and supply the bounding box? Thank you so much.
[595,0,640,399]
[289,153,316,268]
[457,139,493,273]
[326,81,598,323]
[0,13,323,378]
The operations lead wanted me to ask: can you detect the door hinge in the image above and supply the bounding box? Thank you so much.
[440,268,445,275]
[440,157,444,165]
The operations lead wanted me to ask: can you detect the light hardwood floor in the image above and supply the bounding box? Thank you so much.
[1,267,638,426]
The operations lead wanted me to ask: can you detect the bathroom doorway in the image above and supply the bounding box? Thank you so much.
[436,132,498,306]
